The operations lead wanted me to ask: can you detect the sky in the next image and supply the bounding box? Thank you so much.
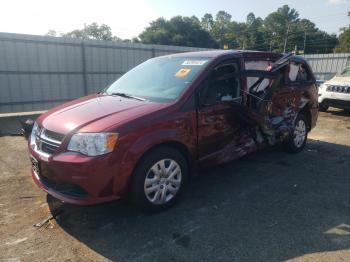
[0,0,349,39]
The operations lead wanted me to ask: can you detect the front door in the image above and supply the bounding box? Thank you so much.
[197,59,256,166]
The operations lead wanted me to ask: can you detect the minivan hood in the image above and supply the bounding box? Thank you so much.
[39,94,166,134]
[325,76,350,86]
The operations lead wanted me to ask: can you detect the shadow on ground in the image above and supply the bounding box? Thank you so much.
[48,139,350,261]
[326,108,350,117]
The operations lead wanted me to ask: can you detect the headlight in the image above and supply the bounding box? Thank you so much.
[30,122,39,148]
[67,132,119,156]
[319,84,327,90]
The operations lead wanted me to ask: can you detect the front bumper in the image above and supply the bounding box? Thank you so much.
[28,146,128,205]
[318,90,350,110]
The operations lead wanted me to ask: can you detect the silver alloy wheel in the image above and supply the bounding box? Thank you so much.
[144,159,182,205]
[293,119,307,148]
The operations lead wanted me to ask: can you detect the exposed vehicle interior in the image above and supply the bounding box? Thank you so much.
[200,60,241,105]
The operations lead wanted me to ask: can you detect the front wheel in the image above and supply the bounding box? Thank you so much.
[285,114,308,153]
[130,146,188,212]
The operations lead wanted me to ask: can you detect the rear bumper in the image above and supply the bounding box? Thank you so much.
[29,145,132,205]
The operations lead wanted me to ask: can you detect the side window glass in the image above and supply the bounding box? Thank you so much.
[297,64,311,82]
[289,62,311,83]
[245,60,271,92]
[200,61,241,106]
[289,62,300,82]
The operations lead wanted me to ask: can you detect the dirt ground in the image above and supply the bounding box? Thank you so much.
[0,109,350,262]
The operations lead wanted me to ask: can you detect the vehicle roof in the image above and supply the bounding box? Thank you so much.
[166,50,282,59]
[290,55,309,64]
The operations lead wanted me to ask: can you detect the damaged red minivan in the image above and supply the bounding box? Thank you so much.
[28,50,318,211]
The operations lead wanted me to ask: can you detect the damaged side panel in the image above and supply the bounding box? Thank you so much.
[197,54,318,168]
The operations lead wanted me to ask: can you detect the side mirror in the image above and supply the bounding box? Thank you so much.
[20,119,34,140]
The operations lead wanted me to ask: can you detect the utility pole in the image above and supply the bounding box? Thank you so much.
[220,25,224,49]
[303,31,307,54]
[283,23,291,53]
[269,32,276,52]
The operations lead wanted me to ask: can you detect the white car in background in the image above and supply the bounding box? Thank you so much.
[318,67,350,112]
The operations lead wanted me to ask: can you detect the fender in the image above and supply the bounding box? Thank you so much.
[112,127,194,196]
[122,128,194,165]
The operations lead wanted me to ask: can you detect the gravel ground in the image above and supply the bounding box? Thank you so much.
[0,109,350,262]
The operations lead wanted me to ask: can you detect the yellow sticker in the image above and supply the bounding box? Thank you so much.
[175,68,191,78]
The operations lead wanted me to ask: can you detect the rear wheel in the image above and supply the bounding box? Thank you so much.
[130,146,188,212]
[285,114,308,153]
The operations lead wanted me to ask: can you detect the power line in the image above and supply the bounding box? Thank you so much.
[305,12,348,21]
[247,36,338,52]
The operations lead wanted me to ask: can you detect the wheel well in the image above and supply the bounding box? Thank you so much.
[150,141,192,169]
[299,105,312,131]
[132,141,193,177]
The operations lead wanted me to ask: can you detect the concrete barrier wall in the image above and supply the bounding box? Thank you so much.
[304,53,350,81]
[0,32,210,113]
[1,32,349,113]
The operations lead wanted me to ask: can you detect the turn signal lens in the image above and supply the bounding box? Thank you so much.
[106,133,119,151]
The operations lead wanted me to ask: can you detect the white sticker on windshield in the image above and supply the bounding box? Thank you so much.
[182,60,208,66]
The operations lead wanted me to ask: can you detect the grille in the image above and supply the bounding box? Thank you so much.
[43,129,65,142]
[34,127,64,155]
[327,85,350,93]
[41,141,59,154]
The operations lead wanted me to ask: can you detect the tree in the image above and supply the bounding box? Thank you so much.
[336,28,350,52]
[201,13,214,31]
[263,5,300,52]
[139,16,218,48]
[44,6,343,53]
[261,5,338,53]
[290,19,338,54]
[335,12,350,52]
[62,23,116,41]
[244,14,266,50]
[227,21,248,49]
[211,11,232,48]
[46,30,58,37]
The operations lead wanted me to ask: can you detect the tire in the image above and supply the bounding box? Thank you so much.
[130,146,188,212]
[285,114,308,153]
[319,103,328,112]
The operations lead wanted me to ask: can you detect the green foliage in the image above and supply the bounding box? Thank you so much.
[47,6,348,54]
[45,30,58,37]
[139,16,218,48]
[335,27,350,52]
[139,5,344,53]
[335,13,350,53]
[61,23,117,41]
[201,13,214,31]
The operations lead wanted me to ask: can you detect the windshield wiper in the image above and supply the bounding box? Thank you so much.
[109,92,146,101]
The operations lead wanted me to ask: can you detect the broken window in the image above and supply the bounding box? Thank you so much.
[245,60,272,92]
[200,60,241,105]
[289,62,312,83]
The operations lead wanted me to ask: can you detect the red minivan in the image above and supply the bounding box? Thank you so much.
[28,50,318,211]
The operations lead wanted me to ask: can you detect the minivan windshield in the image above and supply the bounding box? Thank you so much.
[105,56,211,102]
